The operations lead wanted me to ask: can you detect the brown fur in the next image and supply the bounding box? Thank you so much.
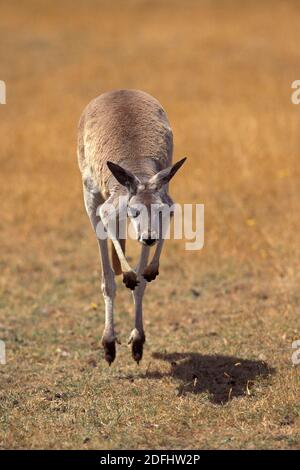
[77,89,173,198]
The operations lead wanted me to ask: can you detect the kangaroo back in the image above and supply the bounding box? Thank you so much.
[78,89,173,198]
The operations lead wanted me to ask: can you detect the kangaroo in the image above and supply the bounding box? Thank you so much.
[77,89,186,364]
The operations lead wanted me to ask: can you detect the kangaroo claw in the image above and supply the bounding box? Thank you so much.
[102,340,116,365]
[123,271,139,290]
[142,264,159,282]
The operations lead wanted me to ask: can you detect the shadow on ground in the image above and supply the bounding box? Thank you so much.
[140,352,275,405]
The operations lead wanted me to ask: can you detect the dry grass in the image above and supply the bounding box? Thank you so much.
[0,0,300,449]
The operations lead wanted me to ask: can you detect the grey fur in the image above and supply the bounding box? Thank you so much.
[77,89,181,364]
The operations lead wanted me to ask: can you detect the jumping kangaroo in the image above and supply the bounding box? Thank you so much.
[78,89,186,364]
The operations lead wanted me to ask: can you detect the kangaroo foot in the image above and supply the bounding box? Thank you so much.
[128,328,146,364]
[101,333,118,365]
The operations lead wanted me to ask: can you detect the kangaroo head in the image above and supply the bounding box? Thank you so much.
[107,158,186,245]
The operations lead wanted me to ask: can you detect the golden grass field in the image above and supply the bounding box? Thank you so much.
[0,0,300,449]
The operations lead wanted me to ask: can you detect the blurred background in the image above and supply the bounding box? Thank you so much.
[0,0,299,450]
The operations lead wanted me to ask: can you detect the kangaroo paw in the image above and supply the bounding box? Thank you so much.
[123,271,139,290]
[142,264,159,282]
[128,329,146,364]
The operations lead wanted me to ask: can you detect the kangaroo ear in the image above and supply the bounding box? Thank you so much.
[148,157,187,190]
[107,161,140,194]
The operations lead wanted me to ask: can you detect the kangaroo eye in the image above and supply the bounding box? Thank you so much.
[128,207,140,218]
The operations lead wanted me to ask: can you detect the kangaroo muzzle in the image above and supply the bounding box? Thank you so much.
[139,232,158,246]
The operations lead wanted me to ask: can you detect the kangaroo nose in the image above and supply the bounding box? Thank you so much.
[145,238,156,246]
[140,233,157,246]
